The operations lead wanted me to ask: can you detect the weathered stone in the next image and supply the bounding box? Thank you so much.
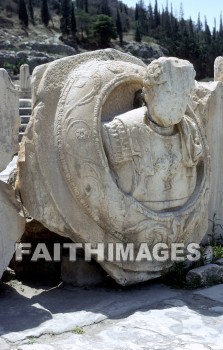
[0,181,25,279]
[27,56,55,73]
[0,69,19,172]
[19,64,31,99]
[16,50,210,285]
[61,257,106,286]
[122,41,168,65]
[0,69,25,279]
[186,264,223,286]
[1,267,16,282]
[214,56,223,82]
[201,245,213,264]
[215,258,223,265]
[189,61,223,240]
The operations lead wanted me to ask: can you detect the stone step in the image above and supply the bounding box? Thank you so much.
[19,91,32,99]
[19,124,28,133]
[19,99,32,108]
[21,115,31,124]
[19,132,24,142]
[19,107,32,116]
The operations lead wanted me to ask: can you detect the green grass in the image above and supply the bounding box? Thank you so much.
[72,327,85,335]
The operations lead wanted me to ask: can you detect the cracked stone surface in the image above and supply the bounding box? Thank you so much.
[0,156,17,183]
[0,280,223,349]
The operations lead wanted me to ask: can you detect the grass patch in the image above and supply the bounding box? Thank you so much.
[72,327,85,335]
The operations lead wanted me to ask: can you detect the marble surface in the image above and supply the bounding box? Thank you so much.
[0,281,223,349]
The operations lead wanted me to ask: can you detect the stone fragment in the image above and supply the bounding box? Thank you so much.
[0,69,25,279]
[0,181,25,279]
[1,267,16,282]
[186,264,223,286]
[201,245,213,264]
[214,56,223,82]
[19,64,31,99]
[0,69,19,172]
[215,258,223,265]
[189,67,223,240]
[61,257,106,286]
[16,50,210,285]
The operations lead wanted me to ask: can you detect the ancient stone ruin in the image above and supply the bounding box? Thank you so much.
[0,68,25,279]
[1,49,223,285]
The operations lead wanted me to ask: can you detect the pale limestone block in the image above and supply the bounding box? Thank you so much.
[20,64,31,93]
[0,69,19,172]
[16,50,210,285]
[189,76,223,238]
[214,56,223,82]
[0,69,25,279]
[0,181,25,278]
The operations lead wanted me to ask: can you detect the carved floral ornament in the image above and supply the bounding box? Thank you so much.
[18,50,211,284]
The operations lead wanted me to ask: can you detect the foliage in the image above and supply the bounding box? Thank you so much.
[161,262,189,289]
[100,0,111,17]
[3,58,28,76]
[76,0,88,12]
[18,0,29,27]
[213,245,223,260]
[28,0,35,25]
[77,10,92,39]
[71,1,77,38]
[72,327,85,334]
[135,22,141,42]
[60,0,71,36]
[93,14,117,47]
[133,1,223,79]
[12,0,223,77]
[41,0,50,27]
[207,213,223,262]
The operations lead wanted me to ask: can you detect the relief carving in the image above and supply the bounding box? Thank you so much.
[17,50,210,285]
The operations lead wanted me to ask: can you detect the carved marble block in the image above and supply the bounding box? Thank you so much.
[16,50,210,285]
[190,57,223,238]
[0,69,25,279]
[0,69,20,172]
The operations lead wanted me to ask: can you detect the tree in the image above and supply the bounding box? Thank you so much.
[28,0,34,24]
[220,12,223,34]
[84,0,88,13]
[76,0,84,10]
[135,23,141,42]
[100,0,111,17]
[60,0,71,36]
[124,4,128,15]
[41,0,50,27]
[116,8,123,45]
[136,0,148,35]
[71,1,77,38]
[197,13,202,32]
[148,2,154,31]
[154,0,160,27]
[204,17,211,45]
[135,4,139,21]
[18,0,29,27]
[93,15,117,47]
[77,10,92,39]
